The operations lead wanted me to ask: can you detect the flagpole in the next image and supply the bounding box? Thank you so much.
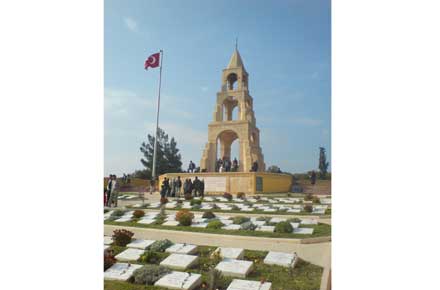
[152,49,163,182]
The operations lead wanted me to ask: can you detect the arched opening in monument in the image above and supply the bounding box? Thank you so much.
[227,73,238,90]
[222,97,239,121]
[215,130,241,172]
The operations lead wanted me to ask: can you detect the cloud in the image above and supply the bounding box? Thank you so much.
[124,17,138,32]
[105,88,154,115]
[291,117,322,126]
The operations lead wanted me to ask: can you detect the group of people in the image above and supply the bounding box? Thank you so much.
[104,174,119,207]
[216,157,239,172]
[160,176,205,198]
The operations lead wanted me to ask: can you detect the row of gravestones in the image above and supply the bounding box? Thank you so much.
[104,239,297,290]
[105,210,317,234]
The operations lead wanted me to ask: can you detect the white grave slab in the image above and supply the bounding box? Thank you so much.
[204,197,214,201]
[215,259,253,278]
[252,221,266,226]
[160,253,199,270]
[227,279,272,290]
[264,251,298,267]
[290,222,300,229]
[127,239,155,250]
[222,224,241,230]
[256,226,275,232]
[220,219,233,225]
[293,228,314,234]
[301,219,318,225]
[115,248,144,261]
[191,222,208,228]
[104,236,113,245]
[287,208,301,213]
[263,208,276,212]
[104,245,110,251]
[104,263,142,281]
[312,209,326,214]
[138,218,156,225]
[162,220,179,226]
[215,247,244,259]
[114,216,132,222]
[320,198,331,205]
[154,271,202,290]
[270,217,287,223]
[165,243,198,254]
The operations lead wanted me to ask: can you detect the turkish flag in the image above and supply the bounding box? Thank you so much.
[144,52,160,70]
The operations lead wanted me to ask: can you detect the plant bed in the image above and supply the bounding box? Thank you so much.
[104,245,323,290]
[104,220,331,239]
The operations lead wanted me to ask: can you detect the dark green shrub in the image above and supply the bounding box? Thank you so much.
[206,220,224,229]
[190,199,202,206]
[202,211,216,219]
[236,192,246,199]
[111,209,125,217]
[232,216,250,224]
[139,250,168,264]
[312,196,321,204]
[304,205,313,213]
[111,229,134,246]
[133,210,145,218]
[274,221,293,233]
[104,209,109,213]
[150,239,173,252]
[256,216,271,222]
[132,265,171,285]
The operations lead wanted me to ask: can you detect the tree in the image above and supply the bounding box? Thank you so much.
[267,165,282,173]
[140,128,183,178]
[318,147,329,179]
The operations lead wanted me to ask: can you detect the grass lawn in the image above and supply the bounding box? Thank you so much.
[104,219,331,239]
[104,246,323,290]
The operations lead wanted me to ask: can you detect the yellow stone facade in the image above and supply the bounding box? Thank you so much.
[200,49,265,172]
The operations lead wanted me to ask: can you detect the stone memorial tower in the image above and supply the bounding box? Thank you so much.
[200,49,265,172]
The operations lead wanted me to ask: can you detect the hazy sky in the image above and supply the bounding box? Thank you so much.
[104,0,331,176]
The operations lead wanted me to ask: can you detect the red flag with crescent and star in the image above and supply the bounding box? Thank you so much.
[144,52,160,70]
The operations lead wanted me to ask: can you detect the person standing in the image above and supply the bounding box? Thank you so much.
[232,158,238,172]
[175,176,182,197]
[200,179,205,198]
[110,175,119,207]
[193,176,200,197]
[310,171,317,185]
[106,175,113,207]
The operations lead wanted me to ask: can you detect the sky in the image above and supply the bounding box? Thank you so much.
[104,0,331,176]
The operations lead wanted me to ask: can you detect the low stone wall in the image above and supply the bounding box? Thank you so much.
[159,172,292,194]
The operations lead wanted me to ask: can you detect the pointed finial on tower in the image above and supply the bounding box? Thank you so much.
[235,37,238,51]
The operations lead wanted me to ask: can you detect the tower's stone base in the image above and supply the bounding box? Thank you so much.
[159,172,292,195]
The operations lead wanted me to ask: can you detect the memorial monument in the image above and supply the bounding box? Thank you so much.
[159,49,292,194]
[200,48,265,172]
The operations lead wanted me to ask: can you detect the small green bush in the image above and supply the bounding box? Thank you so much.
[206,220,224,229]
[150,239,173,252]
[312,196,321,204]
[132,265,171,285]
[133,210,145,218]
[232,216,250,224]
[112,229,134,246]
[274,221,293,233]
[176,209,194,226]
[111,209,125,217]
[202,211,216,219]
[304,205,313,213]
[139,250,168,264]
[104,209,109,213]
[190,199,202,206]
[236,192,246,199]
[256,216,271,222]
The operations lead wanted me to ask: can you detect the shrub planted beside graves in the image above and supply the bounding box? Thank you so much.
[110,209,125,217]
[150,239,173,252]
[190,199,202,206]
[304,205,313,213]
[236,192,246,199]
[312,196,321,204]
[132,265,171,285]
[274,221,293,233]
[287,217,302,223]
[112,229,134,246]
[133,210,145,218]
[160,197,168,204]
[207,220,224,229]
[139,250,168,264]
[176,209,194,226]
[184,193,192,200]
[232,216,250,224]
[202,211,216,219]
[104,249,116,271]
[223,192,232,200]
